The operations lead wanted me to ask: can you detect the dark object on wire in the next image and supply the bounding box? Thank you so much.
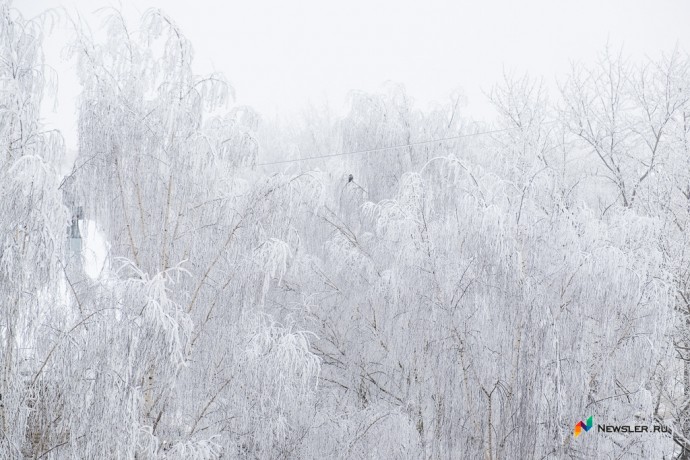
[348,174,353,183]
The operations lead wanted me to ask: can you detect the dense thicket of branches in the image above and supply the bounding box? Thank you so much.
[1,1,690,458]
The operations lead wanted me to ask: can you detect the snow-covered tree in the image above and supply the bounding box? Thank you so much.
[3,1,690,457]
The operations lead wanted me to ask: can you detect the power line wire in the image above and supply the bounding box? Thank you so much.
[256,126,515,167]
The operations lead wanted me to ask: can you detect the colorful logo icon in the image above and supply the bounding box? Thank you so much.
[574,416,593,438]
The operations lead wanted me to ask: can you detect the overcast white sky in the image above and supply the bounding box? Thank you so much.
[17,0,690,150]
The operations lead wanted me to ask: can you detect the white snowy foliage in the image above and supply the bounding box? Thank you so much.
[2,1,690,457]
[254,238,293,289]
